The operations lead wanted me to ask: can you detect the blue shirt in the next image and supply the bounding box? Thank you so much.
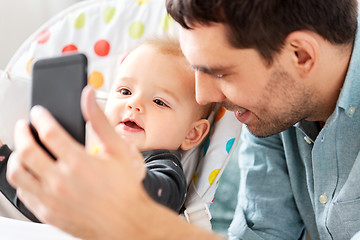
[228,15,360,240]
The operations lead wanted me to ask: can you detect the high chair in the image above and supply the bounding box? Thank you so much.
[0,0,242,236]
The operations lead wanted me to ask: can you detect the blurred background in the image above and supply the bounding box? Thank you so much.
[0,0,82,69]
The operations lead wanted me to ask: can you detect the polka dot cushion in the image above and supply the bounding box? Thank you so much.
[6,0,178,100]
[182,105,241,229]
[0,0,242,229]
[194,106,241,203]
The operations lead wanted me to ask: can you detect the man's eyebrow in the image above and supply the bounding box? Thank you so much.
[191,65,234,75]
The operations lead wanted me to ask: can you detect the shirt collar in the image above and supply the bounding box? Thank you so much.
[337,14,360,118]
[294,120,321,142]
[293,15,360,142]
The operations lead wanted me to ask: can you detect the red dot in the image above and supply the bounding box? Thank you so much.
[94,39,110,57]
[37,29,51,44]
[62,44,78,54]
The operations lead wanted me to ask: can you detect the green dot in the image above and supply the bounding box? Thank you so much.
[74,13,86,29]
[103,7,116,23]
[129,21,145,39]
[161,14,174,31]
[136,0,151,5]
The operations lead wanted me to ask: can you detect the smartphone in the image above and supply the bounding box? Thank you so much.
[31,53,87,158]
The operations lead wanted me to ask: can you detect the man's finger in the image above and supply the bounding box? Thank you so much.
[12,119,56,180]
[81,85,133,156]
[29,105,83,162]
[7,151,42,193]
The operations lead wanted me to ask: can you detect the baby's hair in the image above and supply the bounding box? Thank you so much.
[143,35,184,57]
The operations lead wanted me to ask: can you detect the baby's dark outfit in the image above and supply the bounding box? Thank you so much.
[0,145,186,222]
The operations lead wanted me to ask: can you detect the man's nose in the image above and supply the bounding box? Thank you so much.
[195,71,226,105]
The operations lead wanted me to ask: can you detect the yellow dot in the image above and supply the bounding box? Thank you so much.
[90,145,101,156]
[129,21,145,39]
[26,58,35,75]
[103,7,116,23]
[74,13,86,29]
[88,71,104,89]
[136,0,151,5]
[161,14,174,31]
[208,169,220,185]
[193,172,199,185]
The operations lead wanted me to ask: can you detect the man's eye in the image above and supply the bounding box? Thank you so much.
[154,99,169,107]
[216,74,224,78]
[118,88,132,95]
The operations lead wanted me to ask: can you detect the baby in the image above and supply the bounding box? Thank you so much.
[0,37,212,221]
[102,37,212,212]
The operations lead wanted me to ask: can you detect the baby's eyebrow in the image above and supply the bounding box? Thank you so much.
[158,86,180,103]
[112,76,134,88]
[116,76,133,83]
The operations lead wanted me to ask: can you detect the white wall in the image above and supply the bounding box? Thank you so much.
[0,0,82,69]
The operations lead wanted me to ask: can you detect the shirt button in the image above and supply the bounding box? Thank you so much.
[319,194,328,204]
[348,106,355,115]
[304,136,312,144]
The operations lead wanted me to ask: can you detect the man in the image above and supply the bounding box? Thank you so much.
[167,0,360,239]
[6,0,360,239]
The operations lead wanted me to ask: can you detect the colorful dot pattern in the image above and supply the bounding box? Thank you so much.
[136,0,151,5]
[208,169,221,185]
[26,58,35,75]
[103,7,116,23]
[94,39,111,57]
[62,44,78,54]
[161,14,174,31]
[88,71,104,89]
[129,21,145,39]
[193,105,241,204]
[74,13,86,29]
[6,0,242,209]
[12,0,180,94]
[37,29,51,44]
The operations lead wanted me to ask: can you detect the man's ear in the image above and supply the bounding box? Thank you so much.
[285,31,319,77]
[180,119,210,151]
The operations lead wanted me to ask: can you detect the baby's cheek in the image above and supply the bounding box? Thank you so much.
[104,109,117,126]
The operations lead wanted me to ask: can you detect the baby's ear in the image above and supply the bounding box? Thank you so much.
[180,119,210,151]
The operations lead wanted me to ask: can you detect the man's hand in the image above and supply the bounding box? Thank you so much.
[6,86,224,240]
[0,139,3,147]
[6,86,147,239]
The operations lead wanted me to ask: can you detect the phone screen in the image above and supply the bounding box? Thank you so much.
[31,53,87,147]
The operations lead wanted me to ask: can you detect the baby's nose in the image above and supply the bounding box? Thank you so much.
[128,104,141,112]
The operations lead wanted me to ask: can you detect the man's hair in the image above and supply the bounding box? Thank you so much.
[166,0,358,64]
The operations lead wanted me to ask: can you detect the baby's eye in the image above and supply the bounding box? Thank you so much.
[118,88,132,96]
[154,99,169,107]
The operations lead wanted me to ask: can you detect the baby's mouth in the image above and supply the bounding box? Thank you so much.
[121,120,144,131]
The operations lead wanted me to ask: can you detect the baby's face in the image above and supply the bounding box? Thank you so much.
[104,44,204,152]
